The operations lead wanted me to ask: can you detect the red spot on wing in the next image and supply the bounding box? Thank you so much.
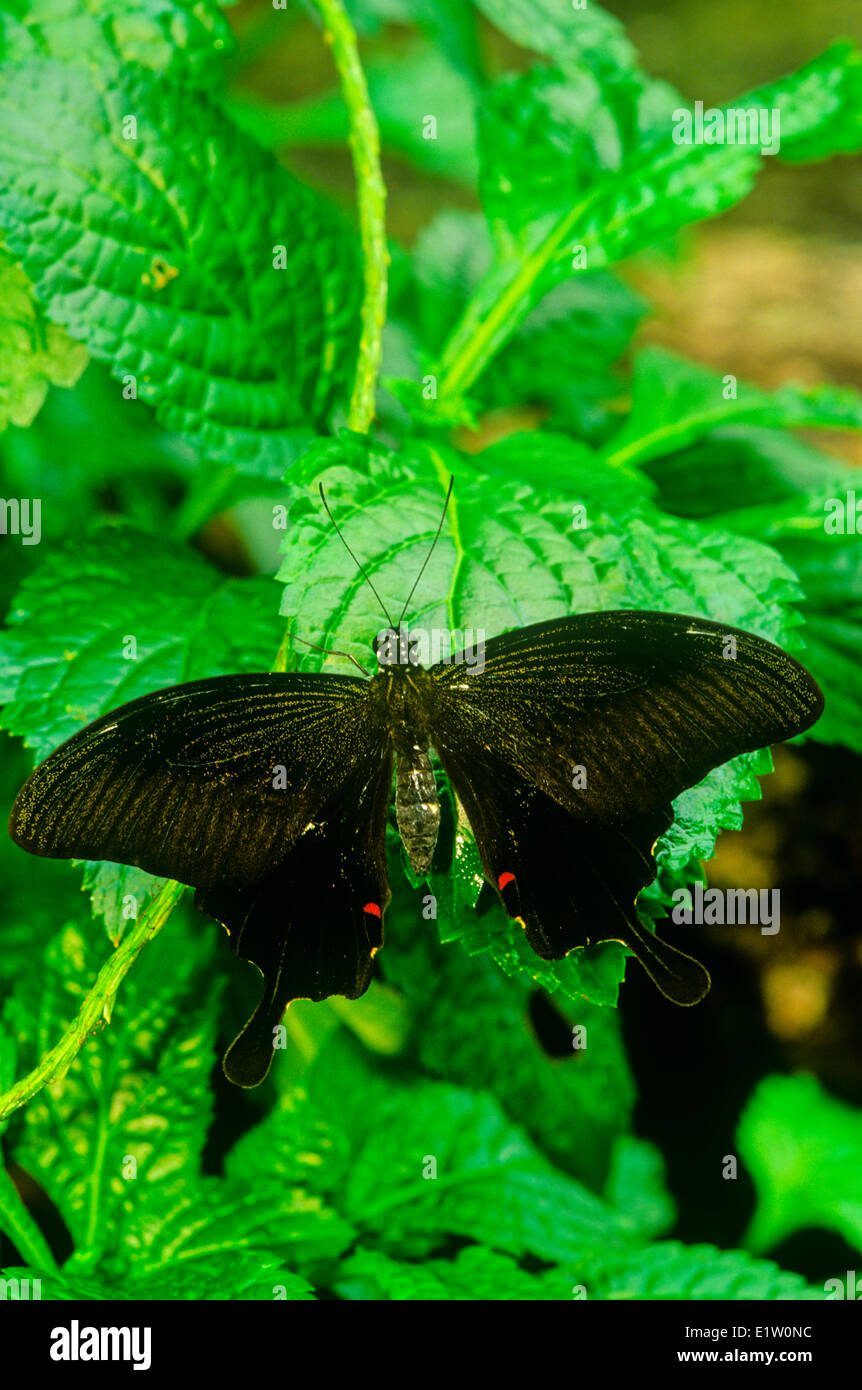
[497,872,516,891]
[363,901,382,918]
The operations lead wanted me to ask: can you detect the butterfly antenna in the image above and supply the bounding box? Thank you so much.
[292,634,371,679]
[397,474,455,628]
[318,483,395,628]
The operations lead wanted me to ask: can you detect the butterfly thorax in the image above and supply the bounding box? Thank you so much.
[374,663,440,879]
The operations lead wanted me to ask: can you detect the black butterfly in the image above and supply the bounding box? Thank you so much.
[8,482,824,1086]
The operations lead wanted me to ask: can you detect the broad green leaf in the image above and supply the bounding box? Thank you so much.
[304,1034,632,1265]
[591,1241,822,1300]
[0,57,360,477]
[224,1087,352,1198]
[603,347,862,470]
[0,524,283,757]
[0,1256,315,1300]
[739,1074,862,1256]
[80,862,168,948]
[438,45,862,400]
[0,248,87,431]
[603,1137,676,1241]
[477,64,683,254]
[118,1175,354,1276]
[0,0,235,82]
[390,209,645,437]
[7,913,219,1264]
[475,431,654,510]
[335,1244,570,1300]
[748,39,862,162]
[473,0,638,79]
[641,425,858,522]
[775,532,862,750]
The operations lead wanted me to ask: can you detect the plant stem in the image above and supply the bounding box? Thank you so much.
[0,882,186,1125]
[313,0,388,433]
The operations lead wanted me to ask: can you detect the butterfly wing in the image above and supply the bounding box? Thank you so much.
[426,610,824,1002]
[10,672,394,1084]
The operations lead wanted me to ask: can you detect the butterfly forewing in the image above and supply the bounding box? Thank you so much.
[10,673,374,885]
[429,611,823,826]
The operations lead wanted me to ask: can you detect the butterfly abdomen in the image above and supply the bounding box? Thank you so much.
[395,746,440,877]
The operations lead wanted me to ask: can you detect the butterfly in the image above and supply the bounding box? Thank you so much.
[8,480,824,1086]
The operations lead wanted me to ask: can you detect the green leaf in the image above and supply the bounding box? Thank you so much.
[603,1137,676,1241]
[438,45,862,400]
[603,347,862,470]
[641,425,858,522]
[590,1241,823,1300]
[391,209,646,437]
[80,862,168,948]
[739,1074,862,1256]
[7,912,219,1264]
[775,532,862,750]
[304,1034,632,1265]
[0,247,87,431]
[749,39,862,162]
[0,0,235,83]
[475,431,654,510]
[477,64,684,255]
[120,1175,354,1276]
[224,1087,352,1199]
[0,57,360,477]
[0,523,283,758]
[473,0,638,79]
[335,1244,570,1300]
[0,1256,315,1300]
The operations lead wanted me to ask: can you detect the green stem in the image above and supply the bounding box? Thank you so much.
[313,0,387,433]
[0,882,186,1125]
[436,201,592,401]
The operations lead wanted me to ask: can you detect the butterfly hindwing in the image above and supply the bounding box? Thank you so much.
[426,611,824,1000]
[201,745,394,1087]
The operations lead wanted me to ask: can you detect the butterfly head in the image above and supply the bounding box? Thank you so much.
[374,625,422,668]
